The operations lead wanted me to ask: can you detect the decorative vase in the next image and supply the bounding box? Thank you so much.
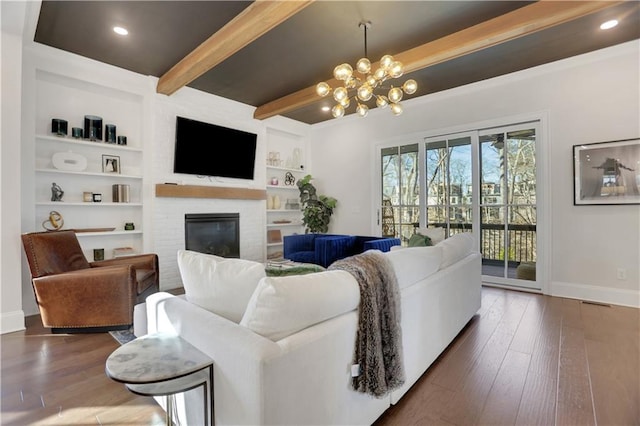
[267,196,274,210]
[272,195,281,210]
[105,124,116,143]
[84,115,102,141]
[51,119,68,136]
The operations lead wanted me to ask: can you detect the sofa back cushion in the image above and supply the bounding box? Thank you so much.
[240,270,360,341]
[177,250,265,323]
[384,246,443,290]
[437,232,475,268]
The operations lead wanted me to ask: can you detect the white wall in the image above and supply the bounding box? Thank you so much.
[309,41,640,307]
[1,1,27,333]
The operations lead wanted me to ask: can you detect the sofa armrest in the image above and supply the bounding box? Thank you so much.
[363,237,401,252]
[91,253,158,272]
[315,236,356,267]
[145,293,281,425]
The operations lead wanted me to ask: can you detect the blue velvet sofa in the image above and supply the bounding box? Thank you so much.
[283,234,401,268]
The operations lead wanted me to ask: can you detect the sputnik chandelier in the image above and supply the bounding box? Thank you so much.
[316,21,417,118]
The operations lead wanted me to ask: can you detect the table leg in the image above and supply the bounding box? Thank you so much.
[166,394,174,426]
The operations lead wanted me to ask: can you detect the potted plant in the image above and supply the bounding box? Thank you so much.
[297,174,337,234]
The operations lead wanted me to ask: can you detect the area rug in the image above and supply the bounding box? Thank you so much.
[109,328,136,345]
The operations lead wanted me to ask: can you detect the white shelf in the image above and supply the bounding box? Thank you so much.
[266,165,306,173]
[267,222,303,228]
[75,230,143,237]
[35,168,142,179]
[37,202,142,207]
[266,184,298,190]
[36,134,142,152]
[267,209,300,213]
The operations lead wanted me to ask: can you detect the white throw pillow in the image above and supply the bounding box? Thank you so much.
[384,246,443,289]
[177,250,265,323]
[240,270,360,341]
[437,233,475,268]
[415,227,446,245]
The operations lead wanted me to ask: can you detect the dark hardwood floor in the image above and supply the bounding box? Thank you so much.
[1,287,638,425]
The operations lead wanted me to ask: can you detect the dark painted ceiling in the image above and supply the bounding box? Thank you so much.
[34,1,640,125]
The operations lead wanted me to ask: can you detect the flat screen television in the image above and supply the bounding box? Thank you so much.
[173,116,257,180]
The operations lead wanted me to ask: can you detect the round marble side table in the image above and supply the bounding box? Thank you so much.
[105,333,213,426]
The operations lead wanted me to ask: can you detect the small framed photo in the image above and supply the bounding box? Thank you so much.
[573,138,640,205]
[102,154,121,174]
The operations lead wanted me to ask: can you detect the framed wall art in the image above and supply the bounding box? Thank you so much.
[573,138,640,205]
[102,154,121,174]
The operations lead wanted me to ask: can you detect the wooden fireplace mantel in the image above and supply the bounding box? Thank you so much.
[155,184,267,200]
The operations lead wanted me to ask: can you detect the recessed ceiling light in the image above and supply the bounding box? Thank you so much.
[600,20,619,30]
[321,106,330,112]
[113,26,129,36]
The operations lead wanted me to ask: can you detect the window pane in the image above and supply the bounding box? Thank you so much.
[506,130,536,205]
[480,134,504,205]
[426,140,447,206]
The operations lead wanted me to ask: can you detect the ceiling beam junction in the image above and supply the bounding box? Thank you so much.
[253,1,622,120]
[157,0,314,96]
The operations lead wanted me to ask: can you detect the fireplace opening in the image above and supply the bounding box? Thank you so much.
[185,213,240,258]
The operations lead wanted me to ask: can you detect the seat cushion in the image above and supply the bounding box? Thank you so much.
[240,270,360,341]
[177,250,265,323]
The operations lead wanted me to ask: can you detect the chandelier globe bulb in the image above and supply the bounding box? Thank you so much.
[356,104,369,117]
[388,87,403,103]
[390,102,403,116]
[333,63,353,81]
[339,97,351,108]
[376,95,389,109]
[389,61,404,78]
[356,58,371,74]
[333,86,348,103]
[357,84,373,102]
[332,104,345,118]
[316,82,331,97]
[374,67,386,81]
[402,79,418,95]
[380,55,394,70]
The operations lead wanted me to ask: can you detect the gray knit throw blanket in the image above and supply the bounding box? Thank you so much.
[329,250,405,398]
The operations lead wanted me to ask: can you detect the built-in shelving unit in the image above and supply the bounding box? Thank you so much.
[33,70,145,261]
[265,128,308,260]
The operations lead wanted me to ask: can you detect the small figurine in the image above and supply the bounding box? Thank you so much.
[51,182,64,201]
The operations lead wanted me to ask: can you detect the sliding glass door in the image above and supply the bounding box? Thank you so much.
[378,121,540,290]
[479,124,538,288]
[380,144,420,244]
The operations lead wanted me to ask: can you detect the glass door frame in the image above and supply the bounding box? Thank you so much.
[375,117,548,293]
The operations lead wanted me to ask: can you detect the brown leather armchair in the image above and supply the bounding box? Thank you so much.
[21,230,159,333]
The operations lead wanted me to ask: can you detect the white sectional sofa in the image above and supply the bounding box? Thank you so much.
[135,232,481,425]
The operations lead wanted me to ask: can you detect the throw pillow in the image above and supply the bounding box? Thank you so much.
[177,250,266,323]
[408,233,433,247]
[240,270,360,341]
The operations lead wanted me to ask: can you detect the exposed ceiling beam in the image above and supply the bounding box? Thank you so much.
[157,0,314,96]
[254,1,622,120]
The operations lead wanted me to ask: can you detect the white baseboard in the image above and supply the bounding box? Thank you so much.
[1,310,26,334]
[550,281,640,308]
